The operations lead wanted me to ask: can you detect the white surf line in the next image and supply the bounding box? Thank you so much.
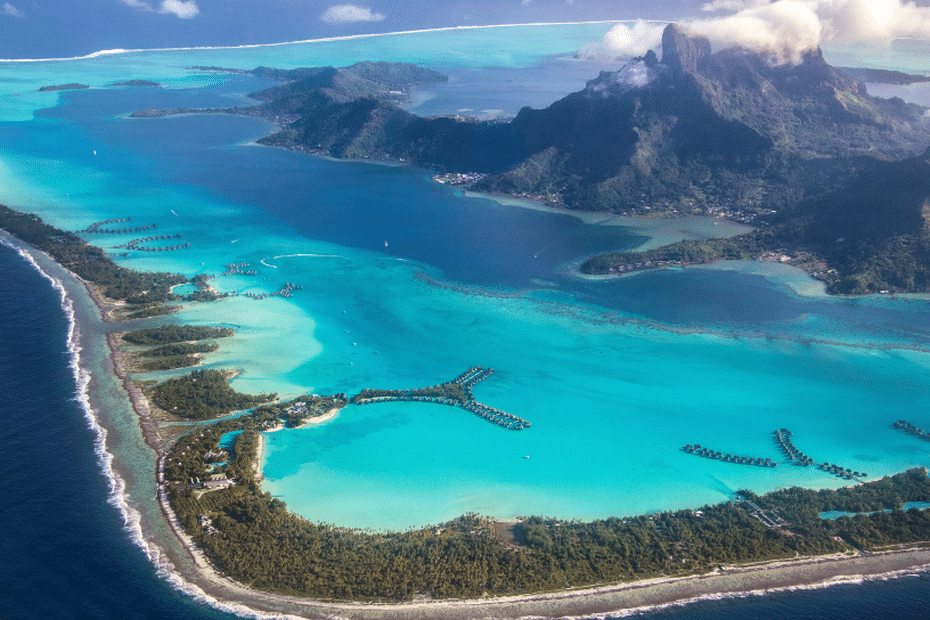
[1,235,305,620]
[0,20,646,63]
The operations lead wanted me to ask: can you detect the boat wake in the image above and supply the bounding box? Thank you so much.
[260,253,344,268]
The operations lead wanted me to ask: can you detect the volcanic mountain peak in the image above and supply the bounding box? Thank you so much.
[581,24,928,159]
[661,23,712,74]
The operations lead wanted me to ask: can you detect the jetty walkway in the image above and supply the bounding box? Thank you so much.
[351,367,531,430]
[116,233,188,252]
[818,462,867,480]
[681,444,776,467]
[222,262,257,276]
[242,282,303,300]
[81,216,158,234]
[893,420,930,443]
[774,429,814,466]
[682,429,866,481]
[775,428,865,481]
[215,262,306,300]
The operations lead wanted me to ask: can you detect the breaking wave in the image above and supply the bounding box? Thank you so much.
[0,237,304,619]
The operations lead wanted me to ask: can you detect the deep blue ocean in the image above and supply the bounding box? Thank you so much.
[2,240,930,620]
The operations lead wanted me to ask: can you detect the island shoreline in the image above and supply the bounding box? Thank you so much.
[4,223,930,619]
[10,232,927,619]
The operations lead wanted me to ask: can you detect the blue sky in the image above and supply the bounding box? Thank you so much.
[0,0,699,58]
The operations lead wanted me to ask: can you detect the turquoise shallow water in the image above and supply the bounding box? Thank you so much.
[820,502,930,520]
[2,25,930,532]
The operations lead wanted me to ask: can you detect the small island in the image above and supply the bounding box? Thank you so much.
[839,67,930,85]
[39,83,90,91]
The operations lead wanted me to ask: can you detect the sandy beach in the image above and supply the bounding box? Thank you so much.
[294,407,340,428]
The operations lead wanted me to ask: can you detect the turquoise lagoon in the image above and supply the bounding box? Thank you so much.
[2,24,930,532]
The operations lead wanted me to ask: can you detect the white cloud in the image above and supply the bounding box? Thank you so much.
[158,0,199,18]
[688,0,822,62]
[119,0,154,11]
[700,0,770,12]
[521,0,532,5]
[687,0,930,63]
[585,20,667,57]
[320,4,386,23]
[2,2,24,16]
[118,0,199,18]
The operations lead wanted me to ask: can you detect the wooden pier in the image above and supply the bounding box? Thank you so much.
[116,233,187,251]
[818,462,867,481]
[775,429,865,481]
[351,367,530,430]
[682,429,868,482]
[893,420,930,443]
[81,216,158,234]
[243,282,303,300]
[773,429,814,466]
[222,262,256,276]
[681,444,776,467]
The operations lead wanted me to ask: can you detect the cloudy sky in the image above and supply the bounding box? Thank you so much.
[0,0,928,59]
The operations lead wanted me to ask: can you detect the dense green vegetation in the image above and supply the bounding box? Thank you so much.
[140,342,220,357]
[0,204,187,304]
[745,468,930,524]
[581,146,930,294]
[123,324,234,345]
[39,83,89,91]
[150,369,275,419]
[351,382,468,403]
[130,334,224,372]
[164,410,930,601]
[742,468,930,548]
[124,304,178,319]
[137,355,202,371]
[250,393,348,428]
